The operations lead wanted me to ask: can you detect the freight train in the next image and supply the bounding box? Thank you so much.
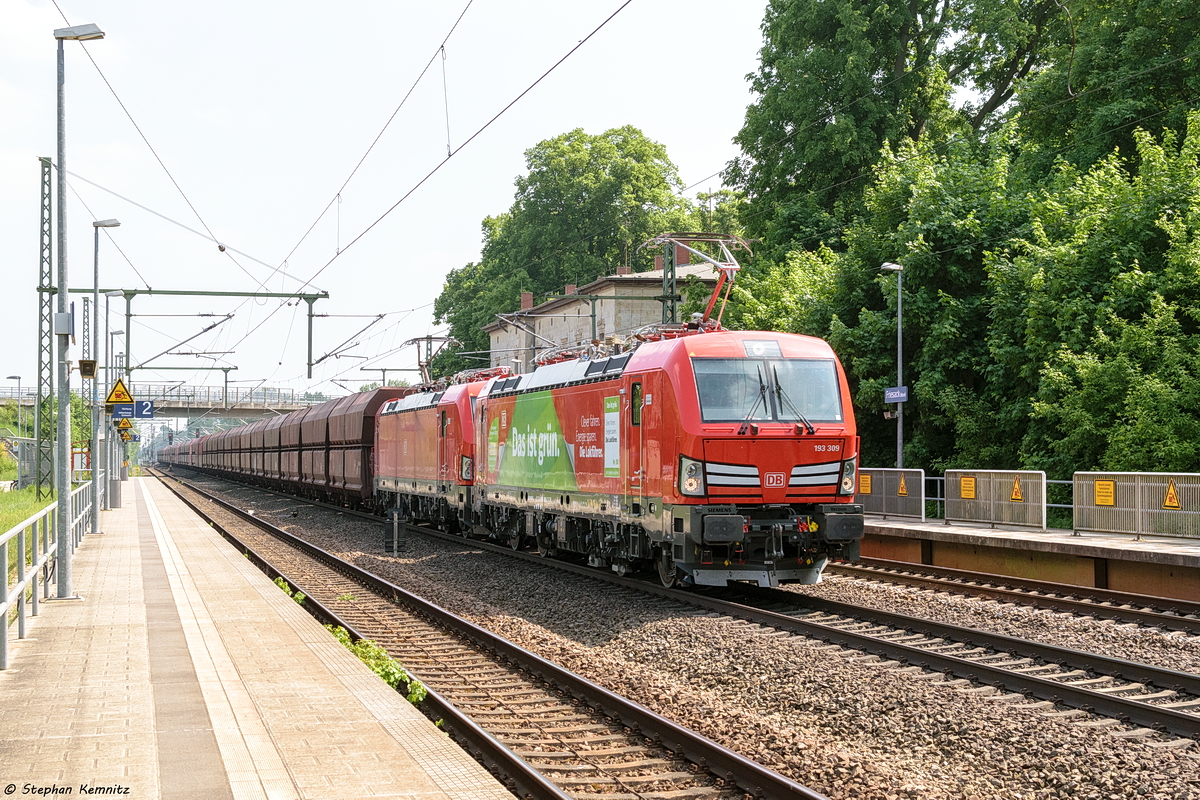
[160,236,864,587]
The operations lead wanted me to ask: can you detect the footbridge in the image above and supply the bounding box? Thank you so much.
[3,385,335,419]
[127,384,338,418]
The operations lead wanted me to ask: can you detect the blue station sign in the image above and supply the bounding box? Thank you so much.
[884,386,909,404]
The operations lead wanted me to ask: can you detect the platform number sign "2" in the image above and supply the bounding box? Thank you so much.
[134,400,155,419]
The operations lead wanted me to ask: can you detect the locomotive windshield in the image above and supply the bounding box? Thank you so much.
[693,358,842,423]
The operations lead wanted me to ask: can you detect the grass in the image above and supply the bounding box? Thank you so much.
[1,485,54,538]
[3,486,54,627]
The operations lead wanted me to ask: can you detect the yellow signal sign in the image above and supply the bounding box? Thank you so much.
[1010,476,1025,503]
[120,431,132,442]
[1163,478,1182,511]
[897,473,908,497]
[105,379,133,404]
[115,418,134,430]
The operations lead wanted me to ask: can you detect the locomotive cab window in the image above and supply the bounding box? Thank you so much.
[693,357,842,423]
[631,382,642,426]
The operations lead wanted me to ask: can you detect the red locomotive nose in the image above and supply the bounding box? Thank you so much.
[702,437,847,504]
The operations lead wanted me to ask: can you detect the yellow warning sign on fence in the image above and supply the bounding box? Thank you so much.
[115,418,133,430]
[960,475,976,500]
[859,474,872,494]
[897,473,908,496]
[105,378,133,404]
[1094,480,1116,506]
[1163,478,1182,511]
[1010,476,1025,503]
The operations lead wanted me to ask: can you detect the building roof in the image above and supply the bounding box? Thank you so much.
[482,263,720,333]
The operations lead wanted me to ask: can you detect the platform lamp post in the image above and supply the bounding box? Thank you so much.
[103,292,122,510]
[108,332,124,493]
[6,376,21,436]
[880,262,904,469]
[90,220,119,532]
[53,21,106,599]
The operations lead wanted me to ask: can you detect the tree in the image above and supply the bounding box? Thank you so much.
[434,126,698,372]
[1016,0,1200,173]
[726,0,1058,253]
[358,379,410,392]
[1002,116,1200,474]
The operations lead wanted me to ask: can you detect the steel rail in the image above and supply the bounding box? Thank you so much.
[153,472,573,800]
[155,470,829,800]
[163,469,1200,740]
[403,524,1200,740]
[829,558,1200,630]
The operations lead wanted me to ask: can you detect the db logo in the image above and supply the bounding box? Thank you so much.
[764,472,786,488]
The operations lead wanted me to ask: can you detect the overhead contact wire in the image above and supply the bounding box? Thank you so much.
[227,0,636,359]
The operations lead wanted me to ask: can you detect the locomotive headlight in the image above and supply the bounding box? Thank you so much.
[838,454,858,495]
[461,455,474,481]
[679,456,706,497]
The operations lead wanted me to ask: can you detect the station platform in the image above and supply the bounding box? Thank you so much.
[863,516,1200,601]
[0,477,513,800]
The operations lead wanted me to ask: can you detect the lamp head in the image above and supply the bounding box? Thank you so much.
[54,23,104,40]
[6,375,19,381]
[93,219,120,228]
[111,330,125,337]
[105,290,125,298]
[880,261,904,272]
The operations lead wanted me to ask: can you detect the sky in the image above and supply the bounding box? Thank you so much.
[0,0,769,400]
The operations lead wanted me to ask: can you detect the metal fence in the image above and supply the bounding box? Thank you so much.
[856,468,926,520]
[1074,471,1200,539]
[1,480,95,669]
[945,469,1047,529]
[129,384,334,408]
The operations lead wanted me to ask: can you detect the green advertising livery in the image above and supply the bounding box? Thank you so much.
[494,390,579,491]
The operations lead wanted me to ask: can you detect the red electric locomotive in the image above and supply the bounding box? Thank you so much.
[468,328,861,587]
[374,378,491,528]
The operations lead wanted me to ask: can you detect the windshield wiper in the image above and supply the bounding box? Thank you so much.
[773,365,815,435]
[737,364,768,435]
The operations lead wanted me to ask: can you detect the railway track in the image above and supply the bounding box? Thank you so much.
[162,468,1200,747]
[825,558,1200,635]
[152,470,826,800]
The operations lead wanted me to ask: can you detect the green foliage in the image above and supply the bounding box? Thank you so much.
[732,105,1200,476]
[724,0,1200,477]
[273,576,306,605]
[357,379,410,392]
[1,399,28,440]
[1007,119,1200,473]
[0,485,54,538]
[325,625,427,705]
[434,126,699,373]
[1017,0,1200,172]
[726,0,1057,254]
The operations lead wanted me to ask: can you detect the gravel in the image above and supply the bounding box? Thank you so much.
[201,479,1200,800]
[785,575,1200,678]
